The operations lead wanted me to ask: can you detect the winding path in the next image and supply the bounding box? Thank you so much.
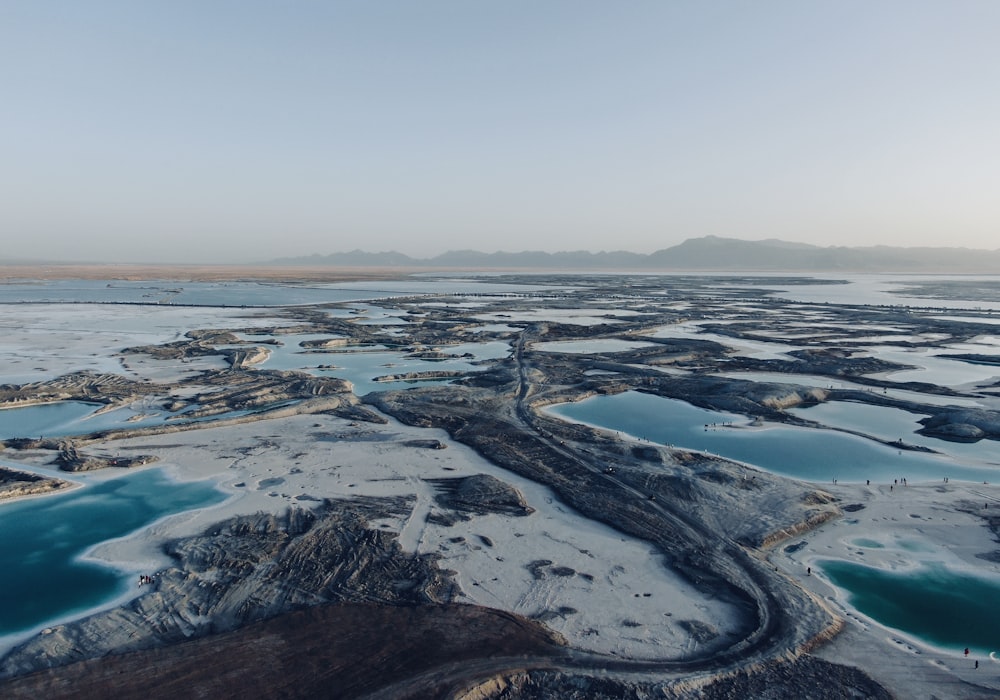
[446,326,845,681]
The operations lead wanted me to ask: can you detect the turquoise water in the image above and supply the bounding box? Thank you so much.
[820,560,1000,654]
[0,469,224,635]
[548,391,998,483]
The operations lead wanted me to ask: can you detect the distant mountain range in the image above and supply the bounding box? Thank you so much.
[271,236,1000,273]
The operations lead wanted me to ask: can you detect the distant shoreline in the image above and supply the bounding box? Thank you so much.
[6,235,1000,276]
[0,264,413,284]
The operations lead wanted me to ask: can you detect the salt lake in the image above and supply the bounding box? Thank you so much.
[0,468,224,639]
[547,391,1000,483]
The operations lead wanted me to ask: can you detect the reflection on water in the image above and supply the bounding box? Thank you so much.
[1,402,101,439]
[0,401,206,440]
[770,275,1000,312]
[0,401,178,440]
[865,347,1000,388]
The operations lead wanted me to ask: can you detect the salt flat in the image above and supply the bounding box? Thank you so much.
[4,271,1000,698]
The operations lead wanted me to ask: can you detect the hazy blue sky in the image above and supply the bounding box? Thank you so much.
[2,1,998,263]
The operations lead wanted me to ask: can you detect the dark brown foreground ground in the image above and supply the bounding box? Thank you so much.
[0,603,565,700]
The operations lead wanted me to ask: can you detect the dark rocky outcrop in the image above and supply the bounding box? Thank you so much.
[55,440,157,472]
[919,408,1000,442]
[427,474,534,525]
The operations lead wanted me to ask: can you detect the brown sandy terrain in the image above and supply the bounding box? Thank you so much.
[0,603,564,700]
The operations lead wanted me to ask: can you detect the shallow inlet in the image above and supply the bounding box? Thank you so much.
[0,401,104,439]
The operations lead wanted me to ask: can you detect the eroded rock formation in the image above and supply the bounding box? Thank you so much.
[0,498,457,679]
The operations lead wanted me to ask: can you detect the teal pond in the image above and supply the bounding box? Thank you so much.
[0,468,224,637]
[820,559,1000,655]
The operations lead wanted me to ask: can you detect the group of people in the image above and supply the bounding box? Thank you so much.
[138,574,155,587]
[886,477,908,491]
